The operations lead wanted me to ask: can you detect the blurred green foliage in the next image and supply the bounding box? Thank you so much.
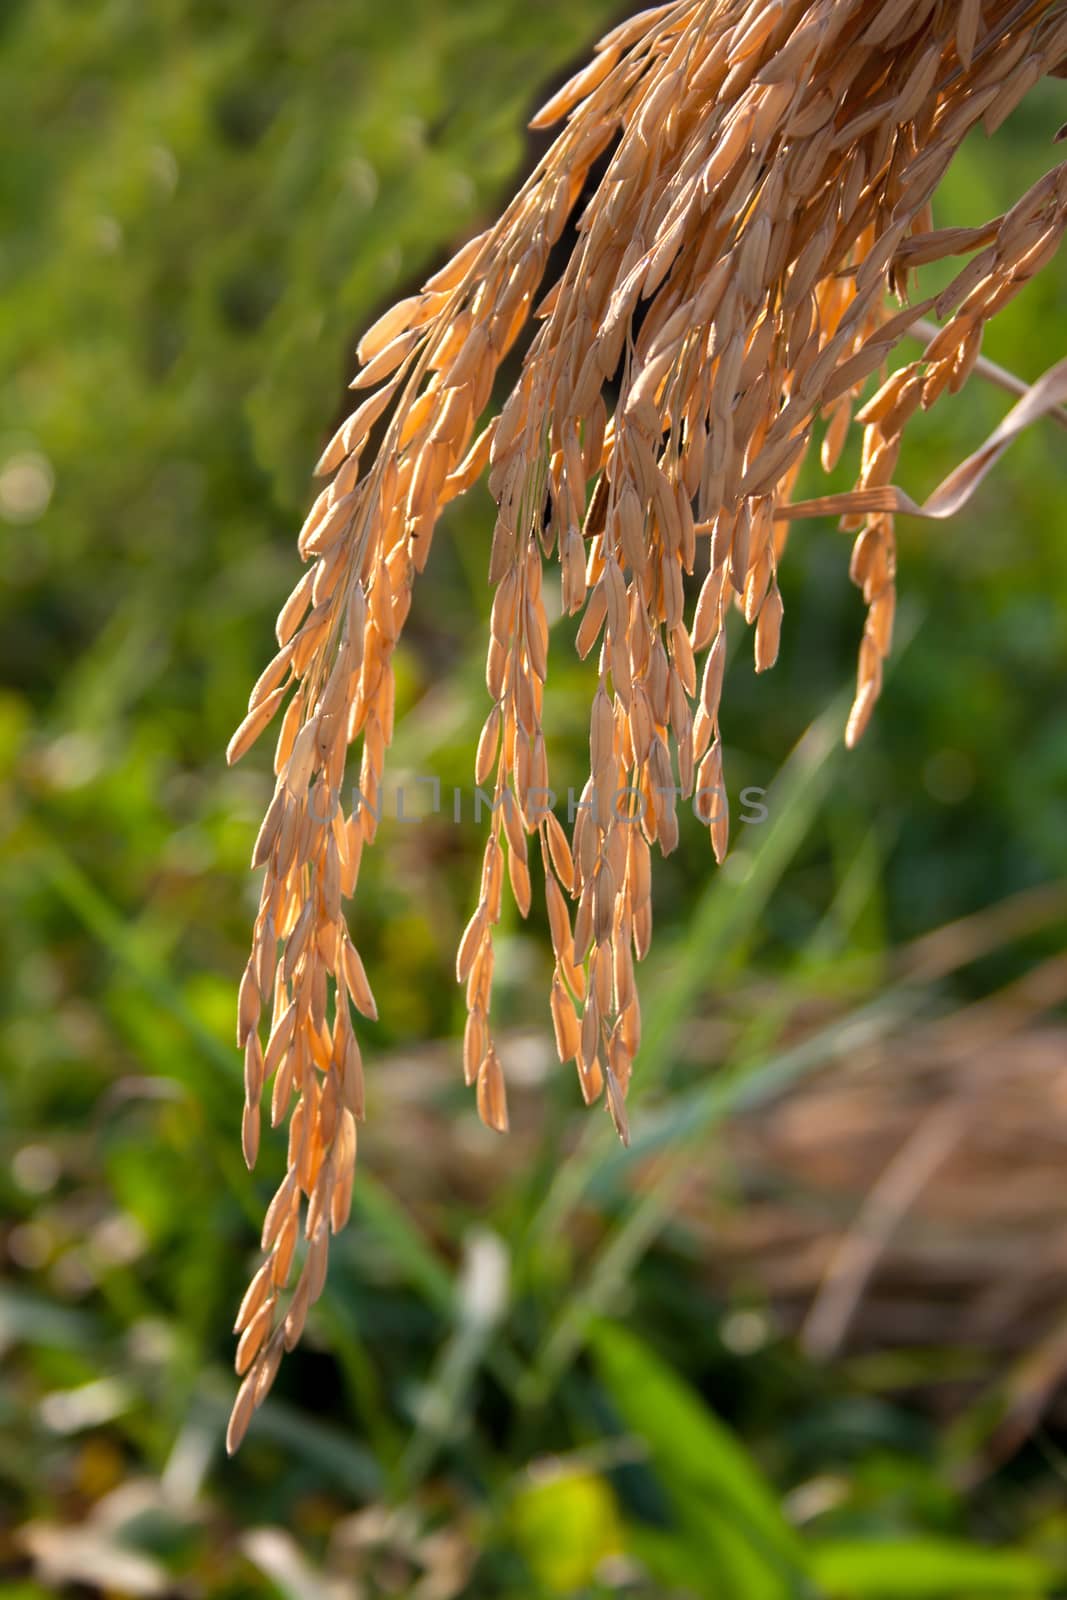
[2,0,1067,1595]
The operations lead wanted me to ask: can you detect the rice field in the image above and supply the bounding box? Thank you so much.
[3,2,1067,1594]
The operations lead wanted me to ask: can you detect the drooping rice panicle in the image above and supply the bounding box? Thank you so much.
[225,0,1067,1450]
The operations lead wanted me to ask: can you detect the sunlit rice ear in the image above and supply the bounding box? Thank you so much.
[226,0,1067,1451]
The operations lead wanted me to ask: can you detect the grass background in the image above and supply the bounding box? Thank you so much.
[3,1,1067,1594]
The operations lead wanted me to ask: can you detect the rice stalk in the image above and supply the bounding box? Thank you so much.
[224,0,1067,1450]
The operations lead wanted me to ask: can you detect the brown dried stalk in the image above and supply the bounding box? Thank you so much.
[224,0,1067,1450]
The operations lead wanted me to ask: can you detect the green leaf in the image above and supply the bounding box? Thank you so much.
[590,1321,809,1597]
[809,1537,1055,1598]
[672,1483,801,1600]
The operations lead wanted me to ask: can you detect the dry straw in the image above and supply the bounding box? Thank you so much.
[225,0,1067,1450]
